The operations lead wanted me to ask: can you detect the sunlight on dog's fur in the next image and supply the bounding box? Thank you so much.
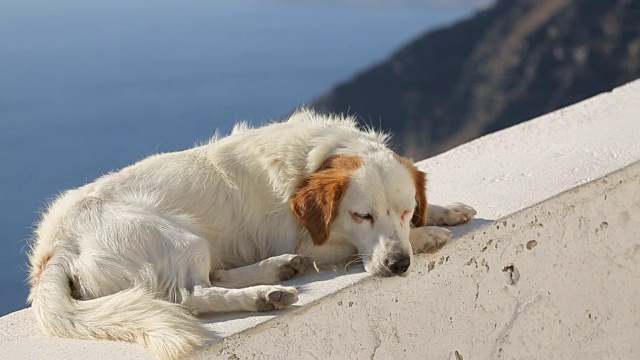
[28,109,476,359]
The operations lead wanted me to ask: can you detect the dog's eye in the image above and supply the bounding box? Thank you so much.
[354,212,374,221]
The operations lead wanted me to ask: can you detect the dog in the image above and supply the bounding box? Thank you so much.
[28,109,476,359]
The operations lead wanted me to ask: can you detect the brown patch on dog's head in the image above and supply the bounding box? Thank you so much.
[394,154,428,227]
[316,153,364,172]
[291,154,363,245]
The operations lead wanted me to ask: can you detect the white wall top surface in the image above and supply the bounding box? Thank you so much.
[423,80,640,220]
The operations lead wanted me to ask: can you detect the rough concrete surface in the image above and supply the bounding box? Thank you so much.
[1,79,639,359]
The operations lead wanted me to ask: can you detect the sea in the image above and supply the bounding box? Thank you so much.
[0,0,477,316]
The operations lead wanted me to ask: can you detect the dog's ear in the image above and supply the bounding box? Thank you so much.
[291,155,362,245]
[291,172,347,245]
[395,154,428,227]
[410,167,428,227]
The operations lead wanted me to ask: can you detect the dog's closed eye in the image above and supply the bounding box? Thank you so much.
[351,211,374,223]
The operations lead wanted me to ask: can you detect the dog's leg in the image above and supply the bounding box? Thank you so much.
[427,203,476,226]
[210,254,312,289]
[182,249,301,314]
[182,284,299,315]
[409,226,452,253]
[410,203,476,253]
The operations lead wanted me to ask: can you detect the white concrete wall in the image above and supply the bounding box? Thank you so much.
[1,79,639,359]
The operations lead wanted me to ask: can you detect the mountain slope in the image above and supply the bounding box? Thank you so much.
[311,0,640,158]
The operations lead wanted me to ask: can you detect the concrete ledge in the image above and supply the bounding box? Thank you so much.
[1,80,639,359]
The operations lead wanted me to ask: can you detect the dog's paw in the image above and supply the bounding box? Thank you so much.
[429,203,477,226]
[255,286,299,311]
[277,254,313,281]
[409,226,452,253]
[261,254,313,281]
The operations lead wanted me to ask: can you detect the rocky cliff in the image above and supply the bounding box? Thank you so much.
[311,0,640,158]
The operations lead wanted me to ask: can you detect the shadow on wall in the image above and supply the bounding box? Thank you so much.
[448,217,494,239]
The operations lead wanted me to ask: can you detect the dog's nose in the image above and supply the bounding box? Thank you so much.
[386,255,410,275]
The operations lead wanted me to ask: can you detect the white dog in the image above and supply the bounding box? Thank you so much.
[28,109,475,359]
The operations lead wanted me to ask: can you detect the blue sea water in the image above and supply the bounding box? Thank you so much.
[0,0,474,315]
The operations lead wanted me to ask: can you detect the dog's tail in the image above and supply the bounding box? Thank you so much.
[29,251,208,360]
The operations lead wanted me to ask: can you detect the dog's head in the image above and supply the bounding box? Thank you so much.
[291,152,427,276]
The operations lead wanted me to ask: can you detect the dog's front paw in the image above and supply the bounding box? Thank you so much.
[409,226,452,253]
[428,203,477,226]
[255,286,299,311]
[260,254,313,281]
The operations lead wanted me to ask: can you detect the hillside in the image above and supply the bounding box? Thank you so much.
[311,0,640,158]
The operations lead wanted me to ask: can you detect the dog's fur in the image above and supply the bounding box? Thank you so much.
[28,109,475,359]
